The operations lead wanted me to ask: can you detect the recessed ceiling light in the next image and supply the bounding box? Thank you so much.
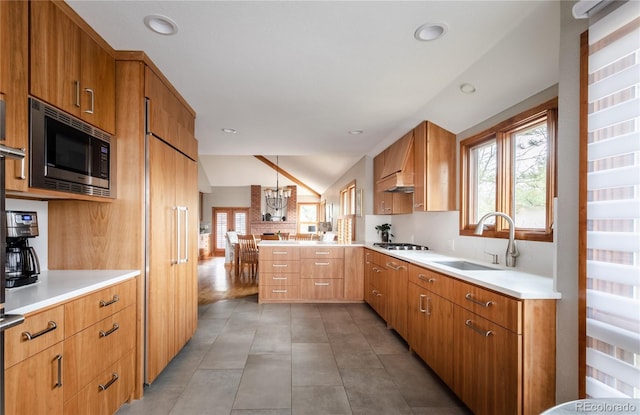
[221,128,237,134]
[414,23,447,41]
[459,83,476,94]
[348,130,364,135]
[144,14,179,36]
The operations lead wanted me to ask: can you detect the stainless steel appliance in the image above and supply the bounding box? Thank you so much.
[373,242,429,251]
[5,211,40,288]
[28,97,114,198]
[1,94,27,414]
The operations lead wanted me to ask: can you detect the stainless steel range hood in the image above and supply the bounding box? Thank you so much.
[376,130,415,193]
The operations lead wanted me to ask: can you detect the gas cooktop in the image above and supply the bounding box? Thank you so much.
[373,242,429,251]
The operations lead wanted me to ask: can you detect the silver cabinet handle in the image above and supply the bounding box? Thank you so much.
[314,262,330,266]
[22,321,57,341]
[272,289,288,293]
[386,262,406,271]
[417,274,436,284]
[99,323,120,337]
[419,294,427,313]
[182,207,189,263]
[314,282,330,286]
[372,267,382,273]
[99,295,120,307]
[98,373,119,391]
[273,251,289,255]
[272,276,288,280]
[272,264,288,268]
[172,206,180,265]
[75,80,81,107]
[84,88,94,114]
[173,206,189,265]
[18,149,26,179]
[465,293,494,308]
[55,354,63,388]
[315,251,330,255]
[465,319,493,337]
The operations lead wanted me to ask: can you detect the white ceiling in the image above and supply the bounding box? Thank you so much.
[67,0,560,196]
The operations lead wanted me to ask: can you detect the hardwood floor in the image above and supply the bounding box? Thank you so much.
[198,256,258,304]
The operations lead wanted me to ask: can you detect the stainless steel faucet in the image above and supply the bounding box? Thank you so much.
[474,212,519,267]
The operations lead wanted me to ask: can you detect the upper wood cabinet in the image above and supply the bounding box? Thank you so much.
[0,0,29,192]
[373,151,413,215]
[30,1,115,134]
[413,121,456,211]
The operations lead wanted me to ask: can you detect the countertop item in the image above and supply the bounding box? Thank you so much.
[5,269,140,315]
[366,243,561,300]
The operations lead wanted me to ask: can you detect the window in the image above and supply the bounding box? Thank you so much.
[460,98,557,241]
[580,2,640,399]
[297,203,319,234]
[339,181,356,241]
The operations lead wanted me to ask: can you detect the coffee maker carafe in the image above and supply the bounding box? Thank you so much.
[5,211,40,288]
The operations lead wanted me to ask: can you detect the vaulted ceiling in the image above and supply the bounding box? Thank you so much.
[67,1,560,196]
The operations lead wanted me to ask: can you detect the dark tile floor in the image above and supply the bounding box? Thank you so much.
[117,295,470,415]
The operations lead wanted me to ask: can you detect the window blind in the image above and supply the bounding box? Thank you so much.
[585,1,640,399]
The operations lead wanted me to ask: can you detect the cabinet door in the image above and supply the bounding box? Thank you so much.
[453,305,520,415]
[5,343,64,415]
[146,135,177,383]
[79,32,115,133]
[344,247,364,300]
[0,0,29,192]
[30,0,81,117]
[368,263,386,318]
[385,258,408,339]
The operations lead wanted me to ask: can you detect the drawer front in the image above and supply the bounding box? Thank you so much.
[259,285,300,300]
[259,272,300,287]
[65,278,137,337]
[300,247,344,259]
[63,350,135,415]
[5,305,65,368]
[300,279,344,300]
[259,247,300,261]
[260,260,300,273]
[300,258,344,279]
[5,342,64,415]
[408,264,451,298]
[64,305,136,401]
[451,279,521,333]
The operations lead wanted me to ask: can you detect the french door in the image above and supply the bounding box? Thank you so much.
[212,207,249,257]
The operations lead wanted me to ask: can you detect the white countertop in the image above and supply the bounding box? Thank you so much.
[5,269,140,315]
[366,244,560,300]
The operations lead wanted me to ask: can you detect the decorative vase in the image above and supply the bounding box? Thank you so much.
[381,231,389,243]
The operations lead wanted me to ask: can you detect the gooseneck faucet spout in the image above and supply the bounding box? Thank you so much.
[474,212,519,267]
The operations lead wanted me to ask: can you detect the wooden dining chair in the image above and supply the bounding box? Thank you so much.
[260,234,280,240]
[236,234,259,279]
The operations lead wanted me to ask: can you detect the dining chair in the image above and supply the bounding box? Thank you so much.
[225,231,239,274]
[236,234,259,279]
[260,234,280,240]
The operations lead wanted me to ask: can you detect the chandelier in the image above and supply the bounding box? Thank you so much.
[264,156,291,218]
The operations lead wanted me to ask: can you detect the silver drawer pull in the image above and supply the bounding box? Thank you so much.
[372,267,382,273]
[315,251,330,255]
[464,293,494,308]
[55,354,63,388]
[98,373,119,391]
[272,264,288,268]
[465,319,493,337]
[273,251,289,255]
[100,295,120,307]
[314,282,330,286]
[272,289,288,293]
[272,276,288,280]
[99,323,120,338]
[22,321,57,341]
[386,262,406,271]
[315,262,330,266]
[417,274,436,283]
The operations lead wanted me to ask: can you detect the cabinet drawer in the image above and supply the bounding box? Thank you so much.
[259,247,300,261]
[64,278,136,337]
[300,258,344,279]
[300,279,344,300]
[5,305,65,368]
[408,264,451,298]
[259,272,300,287]
[259,285,300,300]
[64,305,136,401]
[5,342,64,415]
[451,280,521,333]
[260,260,300,273]
[300,247,344,259]
[63,349,135,415]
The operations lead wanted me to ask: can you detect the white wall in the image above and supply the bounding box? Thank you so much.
[5,199,49,271]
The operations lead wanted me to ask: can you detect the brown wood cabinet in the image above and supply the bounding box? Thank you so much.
[4,278,137,415]
[373,151,413,215]
[0,0,29,192]
[413,121,456,211]
[30,1,115,134]
[384,257,409,340]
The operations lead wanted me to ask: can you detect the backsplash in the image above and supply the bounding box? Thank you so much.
[6,199,49,271]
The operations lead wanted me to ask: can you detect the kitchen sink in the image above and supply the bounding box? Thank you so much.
[434,260,500,271]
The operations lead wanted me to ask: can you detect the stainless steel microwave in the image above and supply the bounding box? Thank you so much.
[29,98,115,198]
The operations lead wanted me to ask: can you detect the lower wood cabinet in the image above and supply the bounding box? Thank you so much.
[4,278,137,415]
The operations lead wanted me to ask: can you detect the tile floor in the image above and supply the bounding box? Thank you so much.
[117,295,470,415]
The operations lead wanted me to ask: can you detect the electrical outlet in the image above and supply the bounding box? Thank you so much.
[448,239,455,251]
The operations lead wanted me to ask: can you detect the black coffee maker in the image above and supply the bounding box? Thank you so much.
[5,211,40,288]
